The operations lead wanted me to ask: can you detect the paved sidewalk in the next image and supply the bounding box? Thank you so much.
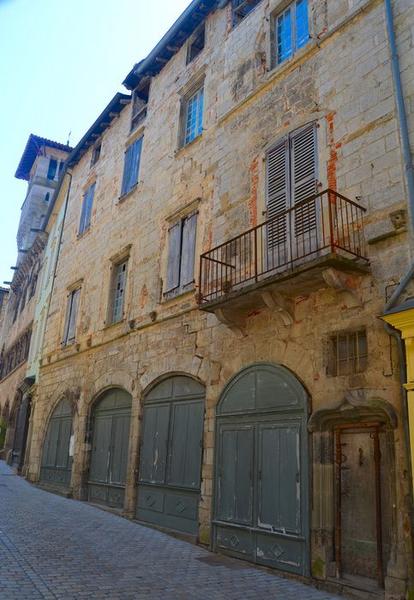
[0,461,341,599]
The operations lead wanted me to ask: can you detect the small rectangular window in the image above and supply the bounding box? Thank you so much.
[328,329,368,376]
[183,87,204,146]
[275,0,309,65]
[121,137,143,196]
[165,212,198,297]
[78,182,96,235]
[110,260,128,324]
[232,0,262,26]
[187,24,205,64]
[63,288,81,345]
[47,158,57,180]
[131,80,150,132]
[90,143,101,167]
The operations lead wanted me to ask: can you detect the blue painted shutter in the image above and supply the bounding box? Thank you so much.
[121,138,142,195]
[290,123,317,241]
[79,183,95,234]
[47,158,57,180]
[180,213,197,287]
[166,221,182,292]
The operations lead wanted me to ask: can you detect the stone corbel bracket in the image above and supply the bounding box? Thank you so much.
[260,291,294,326]
[322,267,362,308]
[214,308,246,337]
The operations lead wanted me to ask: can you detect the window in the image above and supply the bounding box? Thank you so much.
[131,79,150,132]
[232,0,262,25]
[47,158,57,180]
[58,160,65,176]
[78,182,96,236]
[90,143,101,167]
[327,329,368,376]
[62,288,81,345]
[187,24,205,64]
[109,260,128,324]
[45,192,50,202]
[275,0,309,65]
[165,212,198,297]
[183,87,204,146]
[266,123,317,253]
[121,137,143,196]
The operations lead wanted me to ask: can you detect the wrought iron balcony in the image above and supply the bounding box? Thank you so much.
[198,189,368,312]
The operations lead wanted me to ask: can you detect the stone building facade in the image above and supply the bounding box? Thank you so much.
[8,0,414,598]
[0,136,71,469]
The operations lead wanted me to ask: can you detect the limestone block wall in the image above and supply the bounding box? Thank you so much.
[26,0,414,595]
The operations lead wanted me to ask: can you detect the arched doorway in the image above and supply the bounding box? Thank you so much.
[136,375,205,535]
[11,392,31,472]
[40,398,73,488]
[88,388,132,509]
[213,363,309,575]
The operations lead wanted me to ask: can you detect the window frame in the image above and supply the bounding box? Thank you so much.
[182,85,204,147]
[232,0,263,26]
[273,0,310,67]
[78,182,96,236]
[47,158,58,180]
[62,287,81,346]
[90,142,102,167]
[186,23,205,64]
[164,211,198,299]
[120,137,143,197]
[327,329,368,377]
[108,259,128,325]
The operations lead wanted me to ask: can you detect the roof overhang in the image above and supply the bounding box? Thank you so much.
[123,0,223,90]
[15,134,72,181]
[66,93,131,168]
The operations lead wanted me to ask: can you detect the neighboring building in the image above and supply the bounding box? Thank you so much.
[0,135,71,470]
[7,0,414,598]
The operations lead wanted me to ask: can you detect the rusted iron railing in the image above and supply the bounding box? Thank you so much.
[198,189,367,305]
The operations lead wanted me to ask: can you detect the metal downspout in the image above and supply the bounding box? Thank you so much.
[384,0,414,240]
[382,0,414,558]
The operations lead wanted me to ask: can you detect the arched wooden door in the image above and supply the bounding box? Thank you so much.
[214,363,309,575]
[136,376,205,535]
[88,389,132,509]
[40,398,73,488]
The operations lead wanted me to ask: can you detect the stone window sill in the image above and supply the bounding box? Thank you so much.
[117,183,140,204]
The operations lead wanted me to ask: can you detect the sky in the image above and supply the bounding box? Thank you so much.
[0,0,191,284]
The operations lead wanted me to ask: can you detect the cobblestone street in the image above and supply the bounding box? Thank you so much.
[0,461,341,600]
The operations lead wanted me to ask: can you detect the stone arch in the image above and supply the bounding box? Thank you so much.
[136,372,206,536]
[214,362,310,576]
[308,389,398,432]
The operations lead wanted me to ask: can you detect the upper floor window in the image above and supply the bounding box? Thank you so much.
[109,260,128,323]
[62,287,81,345]
[78,182,96,236]
[47,158,57,180]
[232,0,262,26]
[183,86,204,146]
[58,160,65,177]
[164,212,198,298]
[90,142,101,167]
[187,24,205,64]
[275,0,309,65]
[131,79,150,132]
[121,137,143,197]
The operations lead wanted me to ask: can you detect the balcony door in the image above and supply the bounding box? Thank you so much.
[265,123,317,272]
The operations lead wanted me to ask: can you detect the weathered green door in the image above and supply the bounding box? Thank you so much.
[136,376,205,535]
[40,398,73,487]
[88,389,131,509]
[214,364,309,576]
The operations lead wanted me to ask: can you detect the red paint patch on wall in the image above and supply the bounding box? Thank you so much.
[326,112,341,191]
[249,156,259,227]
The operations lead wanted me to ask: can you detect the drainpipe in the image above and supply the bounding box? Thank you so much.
[383,0,414,561]
[384,0,414,240]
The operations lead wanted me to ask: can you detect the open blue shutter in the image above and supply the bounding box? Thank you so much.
[66,288,80,342]
[166,222,182,292]
[180,213,197,287]
[84,183,95,231]
[121,146,133,196]
[290,123,317,238]
[130,137,142,189]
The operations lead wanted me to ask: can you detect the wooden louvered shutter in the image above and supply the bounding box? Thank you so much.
[62,293,72,344]
[121,145,133,196]
[266,139,289,267]
[66,288,80,342]
[180,213,197,287]
[84,183,95,231]
[290,123,317,247]
[166,222,182,292]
